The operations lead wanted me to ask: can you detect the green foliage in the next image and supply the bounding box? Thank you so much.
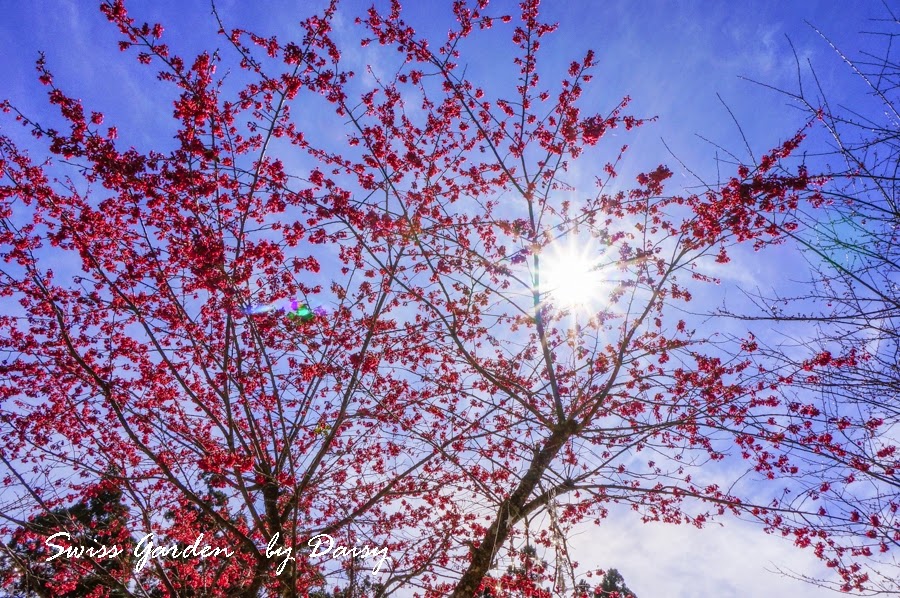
[596,568,637,597]
[574,568,637,598]
[1,485,132,597]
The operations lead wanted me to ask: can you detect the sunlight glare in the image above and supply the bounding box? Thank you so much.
[539,236,606,313]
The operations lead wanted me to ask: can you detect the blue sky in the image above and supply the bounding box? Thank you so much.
[0,1,892,596]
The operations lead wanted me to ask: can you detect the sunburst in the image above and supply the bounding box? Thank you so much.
[537,235,608,315]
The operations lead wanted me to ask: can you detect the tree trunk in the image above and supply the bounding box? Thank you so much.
[449,424,573,597]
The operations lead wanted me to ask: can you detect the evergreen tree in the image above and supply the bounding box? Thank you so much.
[595,568,637,598]
[1,482,132,597]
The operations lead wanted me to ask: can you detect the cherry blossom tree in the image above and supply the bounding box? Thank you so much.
[0,1,896,596]
[718,8,900,593]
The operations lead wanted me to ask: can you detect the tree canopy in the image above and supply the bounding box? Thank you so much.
[0,1,896,596]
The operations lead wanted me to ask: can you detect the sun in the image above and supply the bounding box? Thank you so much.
[538,235,607,313]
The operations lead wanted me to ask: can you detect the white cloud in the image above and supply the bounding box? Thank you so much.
[569,510,835,597]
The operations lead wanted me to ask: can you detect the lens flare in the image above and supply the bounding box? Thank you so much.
[243,299,327,324]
